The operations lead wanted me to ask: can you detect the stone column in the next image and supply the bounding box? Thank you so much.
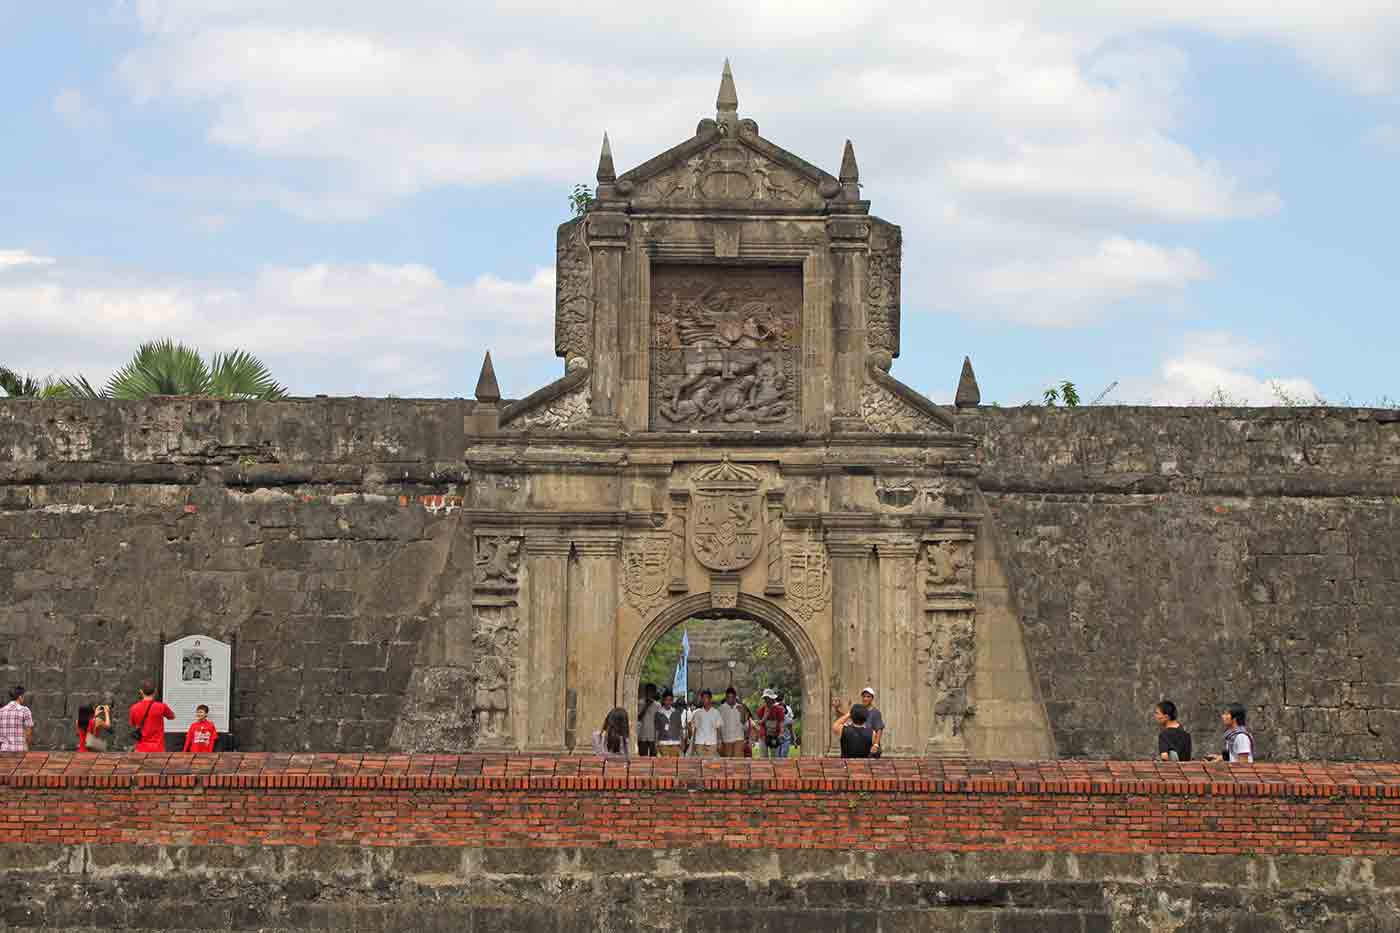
[876,536,920,755]
[828,535,875,741]
[587,213,629,430]
[524,532,572,751]
[570,531,622,749]
[827,219,868,430]
[801,250,833,434]
[620,241,650,432]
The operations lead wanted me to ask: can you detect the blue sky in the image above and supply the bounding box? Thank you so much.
[2,3,1397,404]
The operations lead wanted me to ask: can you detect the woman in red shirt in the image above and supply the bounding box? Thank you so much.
[76,703,111,752]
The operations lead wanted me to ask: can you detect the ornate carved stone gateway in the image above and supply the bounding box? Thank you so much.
[461,61,1054,761]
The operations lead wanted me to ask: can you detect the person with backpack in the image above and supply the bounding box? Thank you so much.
[128,680,174,752]
[759,689,786,758]
[76,703,112,752]
[1205,703,1254,762]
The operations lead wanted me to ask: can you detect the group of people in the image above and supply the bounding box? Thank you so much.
[616,684,797,759]
[1153,700,1255,762]
[0,681,221,754]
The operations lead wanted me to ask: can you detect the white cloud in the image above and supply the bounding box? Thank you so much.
[0,249,56,269]
[1129,331,1320,405]
[970,236,1211,324]
[0,252,554,397]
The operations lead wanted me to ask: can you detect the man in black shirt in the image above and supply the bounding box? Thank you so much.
[837,704,874,758]
[1154,700,1192,761]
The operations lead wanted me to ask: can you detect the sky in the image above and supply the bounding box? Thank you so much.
[2,2,1397,405]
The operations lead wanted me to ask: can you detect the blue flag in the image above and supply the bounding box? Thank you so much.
[672,628,690,699]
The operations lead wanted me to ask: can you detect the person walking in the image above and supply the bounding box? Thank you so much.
[831,687,885,757]
[655,690,685,757]
[718,687,745,758]
[637,683,660,757]
[128,681,174,752]
[1206,703,1254,763]
[739,703,757,758]
[1153,700,1192,761]
[836,704,874,758]
[776,691,794,759]
[689,689,723,758]
[0,686,34,752]
[76,703,112,752]
[591,707,631,760]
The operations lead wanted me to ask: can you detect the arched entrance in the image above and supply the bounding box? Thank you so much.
[622,592,827,756]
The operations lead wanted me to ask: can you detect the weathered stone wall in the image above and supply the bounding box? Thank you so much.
[0,399,476,752]
[963,406,1400,762]
[5,399,1400,759]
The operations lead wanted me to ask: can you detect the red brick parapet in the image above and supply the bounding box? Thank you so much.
[3,752,1400,795]
[5,753,1400,855]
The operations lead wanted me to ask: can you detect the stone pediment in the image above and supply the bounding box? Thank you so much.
[617,131,839,210]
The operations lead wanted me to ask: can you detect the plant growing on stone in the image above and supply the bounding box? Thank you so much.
[569,183,594,217]
[1041,381,1080,406]
[57,340,288,400]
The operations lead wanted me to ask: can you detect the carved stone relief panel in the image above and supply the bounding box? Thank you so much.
[784,540,831,622]
[555,221,593,362]
[866,223,901,357]
[474,535,522,589]
[924,539,974,596]
[472,532,523,747]
[641,141,824,208]
[688,459,764,572]
[860,380,937,433]
[651,264,801,431]
[622,533,671,615]
[512,383,591,431]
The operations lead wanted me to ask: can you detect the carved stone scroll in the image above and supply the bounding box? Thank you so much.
[650,264,801,431]
[641,141,821,208]
[866,223,901,357]
[764,490,785,595]
[555,220,593,362]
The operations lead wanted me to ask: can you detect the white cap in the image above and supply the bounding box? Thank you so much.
[762,689,776,699]
[861,686,876,698]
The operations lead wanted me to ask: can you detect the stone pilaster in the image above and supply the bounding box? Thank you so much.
[828,217,869,429]
[587,213,628,430]
[524,533,572,751]
[471,532,523,750]
[876,536,920,755]
[828,536,875,738]
[570,532,622,751]
[764,490,785,595]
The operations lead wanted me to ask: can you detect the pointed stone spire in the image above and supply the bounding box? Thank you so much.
[474,351,501,403]
[596,132,616,184]
[840,139,860,200]
[955,356,981,409]
[716,58,738,134]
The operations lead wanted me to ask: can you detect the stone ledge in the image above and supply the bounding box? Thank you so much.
[3,752,1400,797]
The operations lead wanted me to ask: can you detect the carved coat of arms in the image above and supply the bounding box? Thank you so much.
[689,459,763,572]
[623,536,671,613]
[785,546,831,621]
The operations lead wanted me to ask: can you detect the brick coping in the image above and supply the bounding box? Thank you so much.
[3,752,1400,796]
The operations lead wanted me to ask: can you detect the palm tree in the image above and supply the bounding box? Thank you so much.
[59,340,288,400]
[0,367,66,399]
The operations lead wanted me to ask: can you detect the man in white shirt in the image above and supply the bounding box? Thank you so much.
[689,689,723,757]
[717,686,745,757]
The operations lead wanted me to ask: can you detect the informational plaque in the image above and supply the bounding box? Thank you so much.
[162,634,232,733]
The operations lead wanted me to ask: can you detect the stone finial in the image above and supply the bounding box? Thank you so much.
[596,132,616,184]
[955,356,981,408]
[475,351,501,403]
[716,59,739,133]
[840,139,860,200]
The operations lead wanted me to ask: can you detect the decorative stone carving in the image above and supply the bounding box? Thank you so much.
[765,492,785,595]
[667,492,689,592]
[512,383,591,431]
[622,534,671,614]
[642,142,819,207]
[710,572,740,609]
[925,540,974,594]
[471,603,519,745]
[554,221,593,362]
[651,265,801,431]
[860,380,939,433]
[474,535,522,587]
[689,459,763,572]
[785,543,831,621]
[867,224,901,357]
[875,478,919,510]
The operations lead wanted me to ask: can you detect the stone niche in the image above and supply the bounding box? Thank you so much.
[650,264,802,431]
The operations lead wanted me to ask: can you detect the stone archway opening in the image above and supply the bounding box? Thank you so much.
[621,593,827,757]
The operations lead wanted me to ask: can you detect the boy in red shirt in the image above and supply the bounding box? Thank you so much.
[182,704,218,753]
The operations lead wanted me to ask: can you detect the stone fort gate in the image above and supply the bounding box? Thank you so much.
[466,63,1051,758]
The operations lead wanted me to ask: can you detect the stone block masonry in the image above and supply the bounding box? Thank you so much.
[5,754,1400,931]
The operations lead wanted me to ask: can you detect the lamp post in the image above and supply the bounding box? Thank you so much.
[727,659,736,687]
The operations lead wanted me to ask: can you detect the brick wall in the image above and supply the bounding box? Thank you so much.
[5,753,1400,856]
